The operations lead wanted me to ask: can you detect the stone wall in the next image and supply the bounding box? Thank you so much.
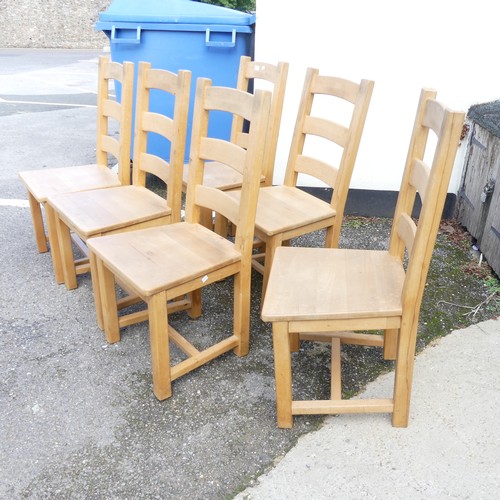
[0,0,112,48]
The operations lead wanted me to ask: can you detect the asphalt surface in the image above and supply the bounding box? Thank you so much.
[1,49,499,499]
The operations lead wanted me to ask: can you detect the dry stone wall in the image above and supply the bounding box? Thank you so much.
[0,0,112,48]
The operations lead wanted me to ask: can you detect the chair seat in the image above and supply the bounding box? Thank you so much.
[261,246,405,322]
[227,185,336,236]
[182,161,265,191]
[88,222,242,297]
[19,164,121,203]
[48,186,169,237]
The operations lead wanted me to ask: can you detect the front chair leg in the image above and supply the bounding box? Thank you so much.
[98,258,121,344]
[54,212,77,290]
[383,328,399,360]
[148,291,172,400]
[392,321,418,427]
[28,193,48,253]
[89,249,104,330]
[45,203,64,284]
[272,321,293,428]
[233,269,250,357]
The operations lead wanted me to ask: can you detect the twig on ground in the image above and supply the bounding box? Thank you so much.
[438,291,498,319]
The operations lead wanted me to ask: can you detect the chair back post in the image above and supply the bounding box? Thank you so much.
[283,67,317,187]
[168,69,192,222]
[131,61,151,188]
[185,78,212,225]
[389,88,437,261]
[329,78,374,245]
[234,88,272,257]
[230,56,252,146]
[402,100,465,315]
[95,57,134,187]
[231,56,289,186]
[96,55,110,167]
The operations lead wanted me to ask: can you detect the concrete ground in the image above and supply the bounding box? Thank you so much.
[0,49,499,499]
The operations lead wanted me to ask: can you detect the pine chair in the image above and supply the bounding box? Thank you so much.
[227,68,374,300]
[46,62,191,296]
[261,88,465,428]
[181,55,289,231]
[18,56,134,264]
[87,78,271,400]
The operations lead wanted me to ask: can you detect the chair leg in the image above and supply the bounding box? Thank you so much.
[148,291,172,400]
[98,258,121,344]
[199,207,213,230]
[187,289,202,319]
[331,337,342,399]
[27,192,48,253]
[272,321,293,428]
[214,213,229,237]
[383,328,399,360]
[325,220,340,248]
[89,250,104,330]
[54,213,78,290]
[233,269,250,357]
[392,321,418,427]
[45,204,64,284]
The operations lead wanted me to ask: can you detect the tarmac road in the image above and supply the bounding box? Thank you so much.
[1,49,499,499]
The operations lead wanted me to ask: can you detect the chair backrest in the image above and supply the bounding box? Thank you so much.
[185,78,271,257]
[96,55,134,186]
[132,61,191,222]
[283,68,374,240]
[389,88,465,325]
[230,56,289,185]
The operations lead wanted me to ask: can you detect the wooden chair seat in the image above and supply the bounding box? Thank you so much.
[261,247,405,322]
[227,185,336,236]
[18,164,121,203]
[48,185,169,237]
[89,222,241,297]
[18,56,134,255]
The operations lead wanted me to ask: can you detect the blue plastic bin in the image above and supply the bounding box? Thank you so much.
[95,0,255,162]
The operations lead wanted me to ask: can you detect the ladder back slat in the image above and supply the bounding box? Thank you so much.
[397,212,417,257]
[304,115,349,146]
[102,99,121,122]
[312,75,360,103]
[410,159,430,204]
[195,185,239,225]
[295,155,338,188]
[100,135,120,159]
[200,138,246,176]
[140,152,170,184]
[142,112,173,139]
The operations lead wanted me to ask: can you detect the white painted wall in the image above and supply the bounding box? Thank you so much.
[254,0,500,193]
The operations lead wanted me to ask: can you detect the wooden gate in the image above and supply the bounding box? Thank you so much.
[456,101,500,277]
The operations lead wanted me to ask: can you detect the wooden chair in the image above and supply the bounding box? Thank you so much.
[87,78,271,400]
[226,68,374,300]
[181,55,289,231]
[261,88,465,428]
[18,56,134,263]
[46,62,191,295]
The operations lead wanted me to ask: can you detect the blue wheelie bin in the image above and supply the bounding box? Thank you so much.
[95,0,255,162]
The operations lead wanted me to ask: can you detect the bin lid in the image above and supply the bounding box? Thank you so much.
[98,0,255,26]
